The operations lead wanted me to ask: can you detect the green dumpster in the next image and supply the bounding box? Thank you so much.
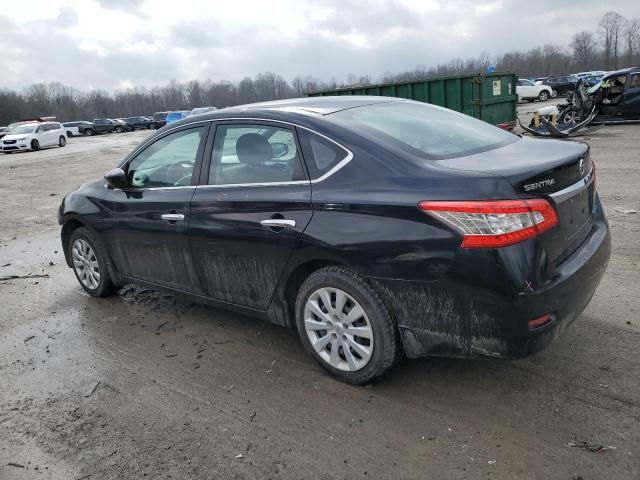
[307,72,518,129]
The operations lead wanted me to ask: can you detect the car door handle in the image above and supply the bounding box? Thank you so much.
[260,219,296,228]
[161,213,185,222]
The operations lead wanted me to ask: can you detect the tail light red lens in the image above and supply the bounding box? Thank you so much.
[528,314,552,329]
[418,199,558,248]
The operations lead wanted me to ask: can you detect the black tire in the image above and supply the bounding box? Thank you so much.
[69,227,117,297]
[58,136,66,147]
[115,126,124,133]
[538,90,550,101]
[551,89,558,98]
[66,131,73,137]
[295,266,399,384]
[85,128,93,136]
[31,139,40,151]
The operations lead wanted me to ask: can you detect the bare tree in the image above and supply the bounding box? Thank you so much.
[624,18,640,67]
[599,11,625,70]
[571,31,597,70]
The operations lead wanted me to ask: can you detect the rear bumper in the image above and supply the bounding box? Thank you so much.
[370,205,611,359]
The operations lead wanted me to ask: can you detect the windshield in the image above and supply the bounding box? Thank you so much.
[8,124,37,134]
[333,101,517,159]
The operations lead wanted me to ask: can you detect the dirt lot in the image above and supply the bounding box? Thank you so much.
[1,111,639,479]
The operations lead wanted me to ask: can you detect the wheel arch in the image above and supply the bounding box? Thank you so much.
[61,218,87,267]
[280,259,346,329]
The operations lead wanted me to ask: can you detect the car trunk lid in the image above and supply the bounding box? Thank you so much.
[436,137,595,263]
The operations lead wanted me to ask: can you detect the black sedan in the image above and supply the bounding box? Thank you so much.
[58,97,610,384]
[125,116,157,130]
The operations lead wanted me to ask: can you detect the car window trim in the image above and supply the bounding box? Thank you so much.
[114,123,212,191]
[202,120,309,187]
[120,117,353,187]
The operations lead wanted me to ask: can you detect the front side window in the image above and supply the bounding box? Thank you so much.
[208,124,305,185]
[629,74,640,88]
[334,101,517,159]
[127,126,205,188]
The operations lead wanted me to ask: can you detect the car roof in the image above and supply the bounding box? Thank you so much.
[218,96,397,116]
[603,66,640,79]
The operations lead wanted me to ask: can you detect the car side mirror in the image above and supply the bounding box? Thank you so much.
[104,167,128,189]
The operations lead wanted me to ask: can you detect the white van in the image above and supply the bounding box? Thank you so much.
[1,122,67,153]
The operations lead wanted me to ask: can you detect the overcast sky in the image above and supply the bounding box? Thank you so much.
[0,0,638,91]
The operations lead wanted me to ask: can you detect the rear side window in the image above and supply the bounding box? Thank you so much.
[208,124,306,185]
[298,129,350,180]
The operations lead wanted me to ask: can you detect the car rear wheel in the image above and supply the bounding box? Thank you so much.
[295,266,399,384]
[85,128,93,136]
[551,89,558,98]
[538,90,550,101]
[31,139,40,151]
[58,136,66,147]
[115,126,124,133]
[67,131,73,137]
[69,227,117,297]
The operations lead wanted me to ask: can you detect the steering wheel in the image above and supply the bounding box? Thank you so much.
[165,162,193,186]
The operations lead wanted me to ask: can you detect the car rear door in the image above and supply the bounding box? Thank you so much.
[102,123,211,293]
[189,121,312,310]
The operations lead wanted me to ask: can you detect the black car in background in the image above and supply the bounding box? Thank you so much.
[59,97,610,384]
[152,111,168,129]
[125,116,156,130]
[538,75,578,96]
[92,119,126,134]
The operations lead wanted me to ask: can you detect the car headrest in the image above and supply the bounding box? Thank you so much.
[236,133,272,166]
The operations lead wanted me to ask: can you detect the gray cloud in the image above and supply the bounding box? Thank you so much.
[1,1,639,91]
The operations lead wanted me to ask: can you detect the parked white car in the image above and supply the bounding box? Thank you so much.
[1,122,67,153]
[516,79,553,102]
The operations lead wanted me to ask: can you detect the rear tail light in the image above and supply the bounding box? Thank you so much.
[418,199,558,248]
[528,314,552,329]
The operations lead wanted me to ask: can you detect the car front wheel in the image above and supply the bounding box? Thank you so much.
[69,227,117,297]
[295,266,399,384]
[58,136,66,147]
[115,126,124,133]
[551,89,558,98]
[31,139,40,151]
[538,90,549,101]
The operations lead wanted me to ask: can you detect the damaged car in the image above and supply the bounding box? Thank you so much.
[59,97,611,384]
[560,67,640,125]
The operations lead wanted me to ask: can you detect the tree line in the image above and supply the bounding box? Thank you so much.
[0,11,638,126]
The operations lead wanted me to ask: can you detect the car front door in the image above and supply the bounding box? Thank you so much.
[189,121,312,310]
[102,123,211,293]
[623,73,640,120]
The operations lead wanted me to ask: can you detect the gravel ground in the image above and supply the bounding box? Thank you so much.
[0,111,638,479]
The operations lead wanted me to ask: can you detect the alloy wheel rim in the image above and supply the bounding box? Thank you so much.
[72,239,100,289]
[304,287,374,372]
[564,111,579,124]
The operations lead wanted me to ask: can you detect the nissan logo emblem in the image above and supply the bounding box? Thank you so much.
[578,158,585,176]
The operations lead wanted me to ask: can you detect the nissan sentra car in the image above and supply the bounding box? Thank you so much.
[58,97,611,384]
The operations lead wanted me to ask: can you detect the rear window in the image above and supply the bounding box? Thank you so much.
[333,101,517,159]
